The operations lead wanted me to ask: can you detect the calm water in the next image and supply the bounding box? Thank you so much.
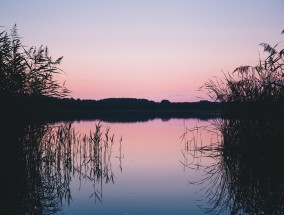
[62,118,216,215]
[5,117,284,214]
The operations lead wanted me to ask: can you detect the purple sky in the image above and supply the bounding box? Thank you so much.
[1,0,284,101]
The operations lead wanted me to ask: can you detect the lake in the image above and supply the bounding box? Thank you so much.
[61,118,217,215]
[3,117,284,214]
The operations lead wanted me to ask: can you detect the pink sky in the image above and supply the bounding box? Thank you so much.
[1,0,284,102]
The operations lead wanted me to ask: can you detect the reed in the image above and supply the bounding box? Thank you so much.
[183,119,284,215]
[202,30,284,114]
[13,122,122,214]
[0,25,69,98]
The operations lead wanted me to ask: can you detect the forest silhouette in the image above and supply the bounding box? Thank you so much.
[1,26,284,120]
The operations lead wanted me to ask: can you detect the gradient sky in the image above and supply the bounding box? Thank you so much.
[1,0,283,102]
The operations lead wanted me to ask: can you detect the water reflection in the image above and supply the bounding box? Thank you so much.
[1,122,122,214]
[184,118,284,215]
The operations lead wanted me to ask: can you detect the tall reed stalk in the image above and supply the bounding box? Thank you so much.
[182,119,284,215]
[16,122,122,214]
[203,30,284,109]
[0,25,69,98]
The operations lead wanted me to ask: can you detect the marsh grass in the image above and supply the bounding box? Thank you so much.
[16,122,122,214]
[0,25,69,100]
[202,30,284,114]
[182,119,284,215]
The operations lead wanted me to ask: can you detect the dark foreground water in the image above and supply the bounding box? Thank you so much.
[3,117,284,215]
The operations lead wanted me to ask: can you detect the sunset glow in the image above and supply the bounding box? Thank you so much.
[1,0,283,101]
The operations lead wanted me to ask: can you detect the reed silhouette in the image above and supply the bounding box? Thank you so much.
[202,30,284,115]
[0,25,69,98]
[0,121,122,214]
[0,25,70,116]
[182,118,284,215]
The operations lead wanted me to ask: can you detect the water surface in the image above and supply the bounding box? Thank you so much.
[6,117,284,214]
[64,118,214,215]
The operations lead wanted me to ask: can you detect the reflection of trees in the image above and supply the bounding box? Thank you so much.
[183,118,284,215]
[1,122,122,215]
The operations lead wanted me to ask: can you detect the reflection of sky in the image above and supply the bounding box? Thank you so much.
[1,0,284,101]
[64,119,222,214]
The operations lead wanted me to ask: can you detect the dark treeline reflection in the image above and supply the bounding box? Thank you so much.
[183,118,284,215]
[0,121,122,215]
